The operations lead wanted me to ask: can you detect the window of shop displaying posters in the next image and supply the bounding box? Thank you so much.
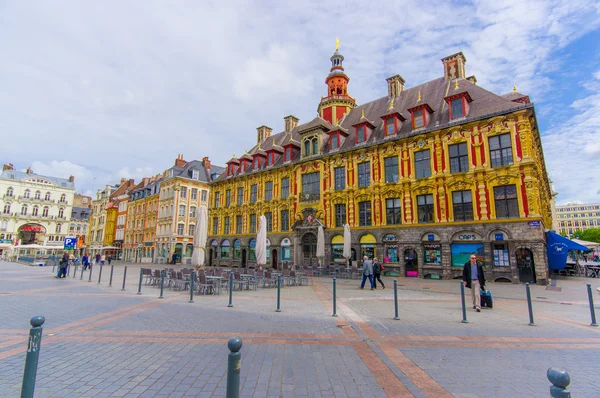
[382,234,399,263]
[280,238,291,262]
[360,234,376,259]
[423,244,441,265]
[451,242,485,267]
[249,239,256,261]
[331,235,344,263]
[490,231,510,267]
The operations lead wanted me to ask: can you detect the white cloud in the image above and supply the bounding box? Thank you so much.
[0,0,599,201]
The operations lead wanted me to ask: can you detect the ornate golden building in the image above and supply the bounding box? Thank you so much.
[208,46,553,284]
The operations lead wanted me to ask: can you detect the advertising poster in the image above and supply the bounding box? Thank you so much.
[423,244,441,265]
[451,243,484,267]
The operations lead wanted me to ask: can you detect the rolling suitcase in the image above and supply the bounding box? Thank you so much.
[480,289,493,309]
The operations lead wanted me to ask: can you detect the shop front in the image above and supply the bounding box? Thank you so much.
[421,232,442,279]
[382,234,399,265]
[280,238,292,265]
[331,234,344,264]
[360,234,376,260]
[450,231,485,276]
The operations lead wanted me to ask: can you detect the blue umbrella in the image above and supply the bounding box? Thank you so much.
[547,231,590,270]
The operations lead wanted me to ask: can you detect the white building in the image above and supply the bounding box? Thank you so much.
[0,164,75,254]
[555,203,600,237]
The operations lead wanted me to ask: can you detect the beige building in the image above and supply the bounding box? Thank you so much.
[69,194,92,254]
[556,203,600,237]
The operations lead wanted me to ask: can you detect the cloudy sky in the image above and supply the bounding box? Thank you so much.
[1,0,599,204]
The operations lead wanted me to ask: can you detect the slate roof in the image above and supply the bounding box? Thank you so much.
[0,169,75,189]
[214,75,532,182]
[502,91,530,103]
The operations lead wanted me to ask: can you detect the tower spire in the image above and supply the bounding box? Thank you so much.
[335,37,340,51]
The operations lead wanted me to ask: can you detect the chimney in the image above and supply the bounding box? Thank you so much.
[256,125,272,145]
[202,156,211,171]
[175,154,186,168]
[441,52,466,80]
[283,115,299,133]
[143,177,149,186]
[386,74,405,99]
[466,75,477,85]
[2,163,14,171]
[69,175,75,183]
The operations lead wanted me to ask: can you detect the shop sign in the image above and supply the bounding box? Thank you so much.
[281,238,291,247]
[21,225,43,232]
[455,232,482,241]
[144,242,153,246]
[233,240,241,248]
[382,234,398,242]
[528,221,541,227]
[0,239,12,244]
[494,233,504,241]
[422,233,440,242]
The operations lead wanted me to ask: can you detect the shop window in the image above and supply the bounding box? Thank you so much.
[358,162,370,187]
[360,234,376,260]
[358,201,372,226]
[236,215,242,234]
[250,185,257,203]
[384,156,399,183]
[237,187,244,205]
[281,178,290,199]
[449,143,469,173]
[415,150,431,179]
[494,185,519,219]
[281,242,291,261]
[221,240,230,258]
[265,182,273,201]
[224,217,230,234]
[281,210,289,232]
[452,190,473,221]
[233,240,241,259]
[384,247,398,263]
[492,244,510,267]
[249,214,257,233]
[335,204,346,227]
[417,194,434,223]
[404,249,418,277]
[423,244,441,265]
[331,235,344,262]
[334,167,346,190]
[386,198,402,225]
[489,133,513,168]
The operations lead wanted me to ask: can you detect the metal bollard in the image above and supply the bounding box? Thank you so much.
[88,264,93,282]
[73,264,78,279]
[460,282,468,324]
[332,278,338,317]
[227,272,234,308]
[20,316,45,398]
[276,276,282,312]
[547,368,571,398]
[393,280,400,320]
[159,270,165,299]
[226,337,242,398]
[121,265,127,291]
[137,268,144,295]
[189,271,195,303]
[526,282,535,326]
[80,264,84,280]
[97,264,103,284]
[108,264,114,287]
[586,284,598,327]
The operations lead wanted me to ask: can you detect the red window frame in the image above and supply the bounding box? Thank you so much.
[330,132,340,149]
[413,110,424,129]
[356,125,367,143]
[450,98,465,120]
[384,117,396,136]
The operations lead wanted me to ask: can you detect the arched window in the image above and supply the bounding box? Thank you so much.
[34,191,41,200]
[3,203,10,214]
[24,189,30,199]
[56,223,62,233]
[60,194,66,203]
[42,206,49,217]
[6,187,13,197]
[304,140,310,156]
[58,208,64,218]
[45,192,51,201]
[32,206,39,216]
[21,204,28,215]
[312,138,319,155]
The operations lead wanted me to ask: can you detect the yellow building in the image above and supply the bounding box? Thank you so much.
[556,203,600,237]
[208,47,553,284]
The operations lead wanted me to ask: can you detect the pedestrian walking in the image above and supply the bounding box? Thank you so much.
[359,256,374,290]
[57,252,69,278]
[107,255,112,265]
[462,253,486,312]
[95,253,101,266]
[373,258,385,289]
[100,254,106,265]
[82,254,89,270]
[171,253,177,265]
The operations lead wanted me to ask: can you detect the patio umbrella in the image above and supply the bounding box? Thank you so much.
[343,223,352,263]
[191,205,208,267]
[255,215,267,268]
[316,225,325,265]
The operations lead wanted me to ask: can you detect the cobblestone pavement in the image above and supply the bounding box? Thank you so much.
[1,261,600,397]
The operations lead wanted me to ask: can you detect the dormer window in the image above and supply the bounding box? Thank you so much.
[284,147,292,161]
[312,138,318,154]
[331,133,339,150]
[408,104,433,130]
[451,99,464,119]
[413,110,424,128]
[267,151,277,166]
[192,169,200,179]
[357,125,367,143]
[384,117,395,136]
[304,140,310,156]
[444,92,472,120]
[253,157,260,169]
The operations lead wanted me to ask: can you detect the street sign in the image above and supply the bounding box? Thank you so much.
[64,237,77,250]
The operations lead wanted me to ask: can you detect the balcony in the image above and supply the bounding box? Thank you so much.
[300,192,320,202]
[319,94,355,104]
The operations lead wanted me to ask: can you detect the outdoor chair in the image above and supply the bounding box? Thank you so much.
[196,273,214,295]
[263,271,277,288]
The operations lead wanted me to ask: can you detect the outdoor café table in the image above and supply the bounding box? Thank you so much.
[587,265,600,278]
[240,274,253,290]
[205,276,223,294]
[345,267,352,278]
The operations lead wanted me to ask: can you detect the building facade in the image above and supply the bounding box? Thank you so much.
[155,155,222,264]
[70,194,92,255]
[555,203,600,237]
[104,179,135,250]
[0,164,75,254]
[207,47,553,284]
[89,184,118,251]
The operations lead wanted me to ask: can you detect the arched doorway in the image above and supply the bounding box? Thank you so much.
[516,248,536,283]
[241,249,247,268]
[209,249,213,266]
[404,248,418,277]
[18,224,46,245]
[174,243,183,263]
[302,233,317,265]
[272,249,278,269]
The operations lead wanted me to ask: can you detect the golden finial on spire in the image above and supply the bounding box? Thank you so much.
[417,91,421,101]
[388,98,395,110]
[361,108,365,119]
[513,85,517,93]
[335,37,340,51]
[455,79,459,89]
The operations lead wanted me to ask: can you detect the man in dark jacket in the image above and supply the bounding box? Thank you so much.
[462,253,485,312]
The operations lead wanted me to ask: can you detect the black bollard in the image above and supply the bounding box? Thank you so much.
[547,367,571,398]
[97,264,103,284]
[226,338,242,398]
[189,271,195,303]
[393,280,400,320]
[159,270,165,299]
[20,316,45,398]
[88,263,93,282]
[460,281,468,324]
[80,264,84,280]
[586,284,598,327]
[121,265,127,291]
[108,264,114,287]
[73,264,78,279]
[332,278,338,317]
[137,268,144,295]
[276,275,282,312]
[526,283,535,326]
[227,272,234,308]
